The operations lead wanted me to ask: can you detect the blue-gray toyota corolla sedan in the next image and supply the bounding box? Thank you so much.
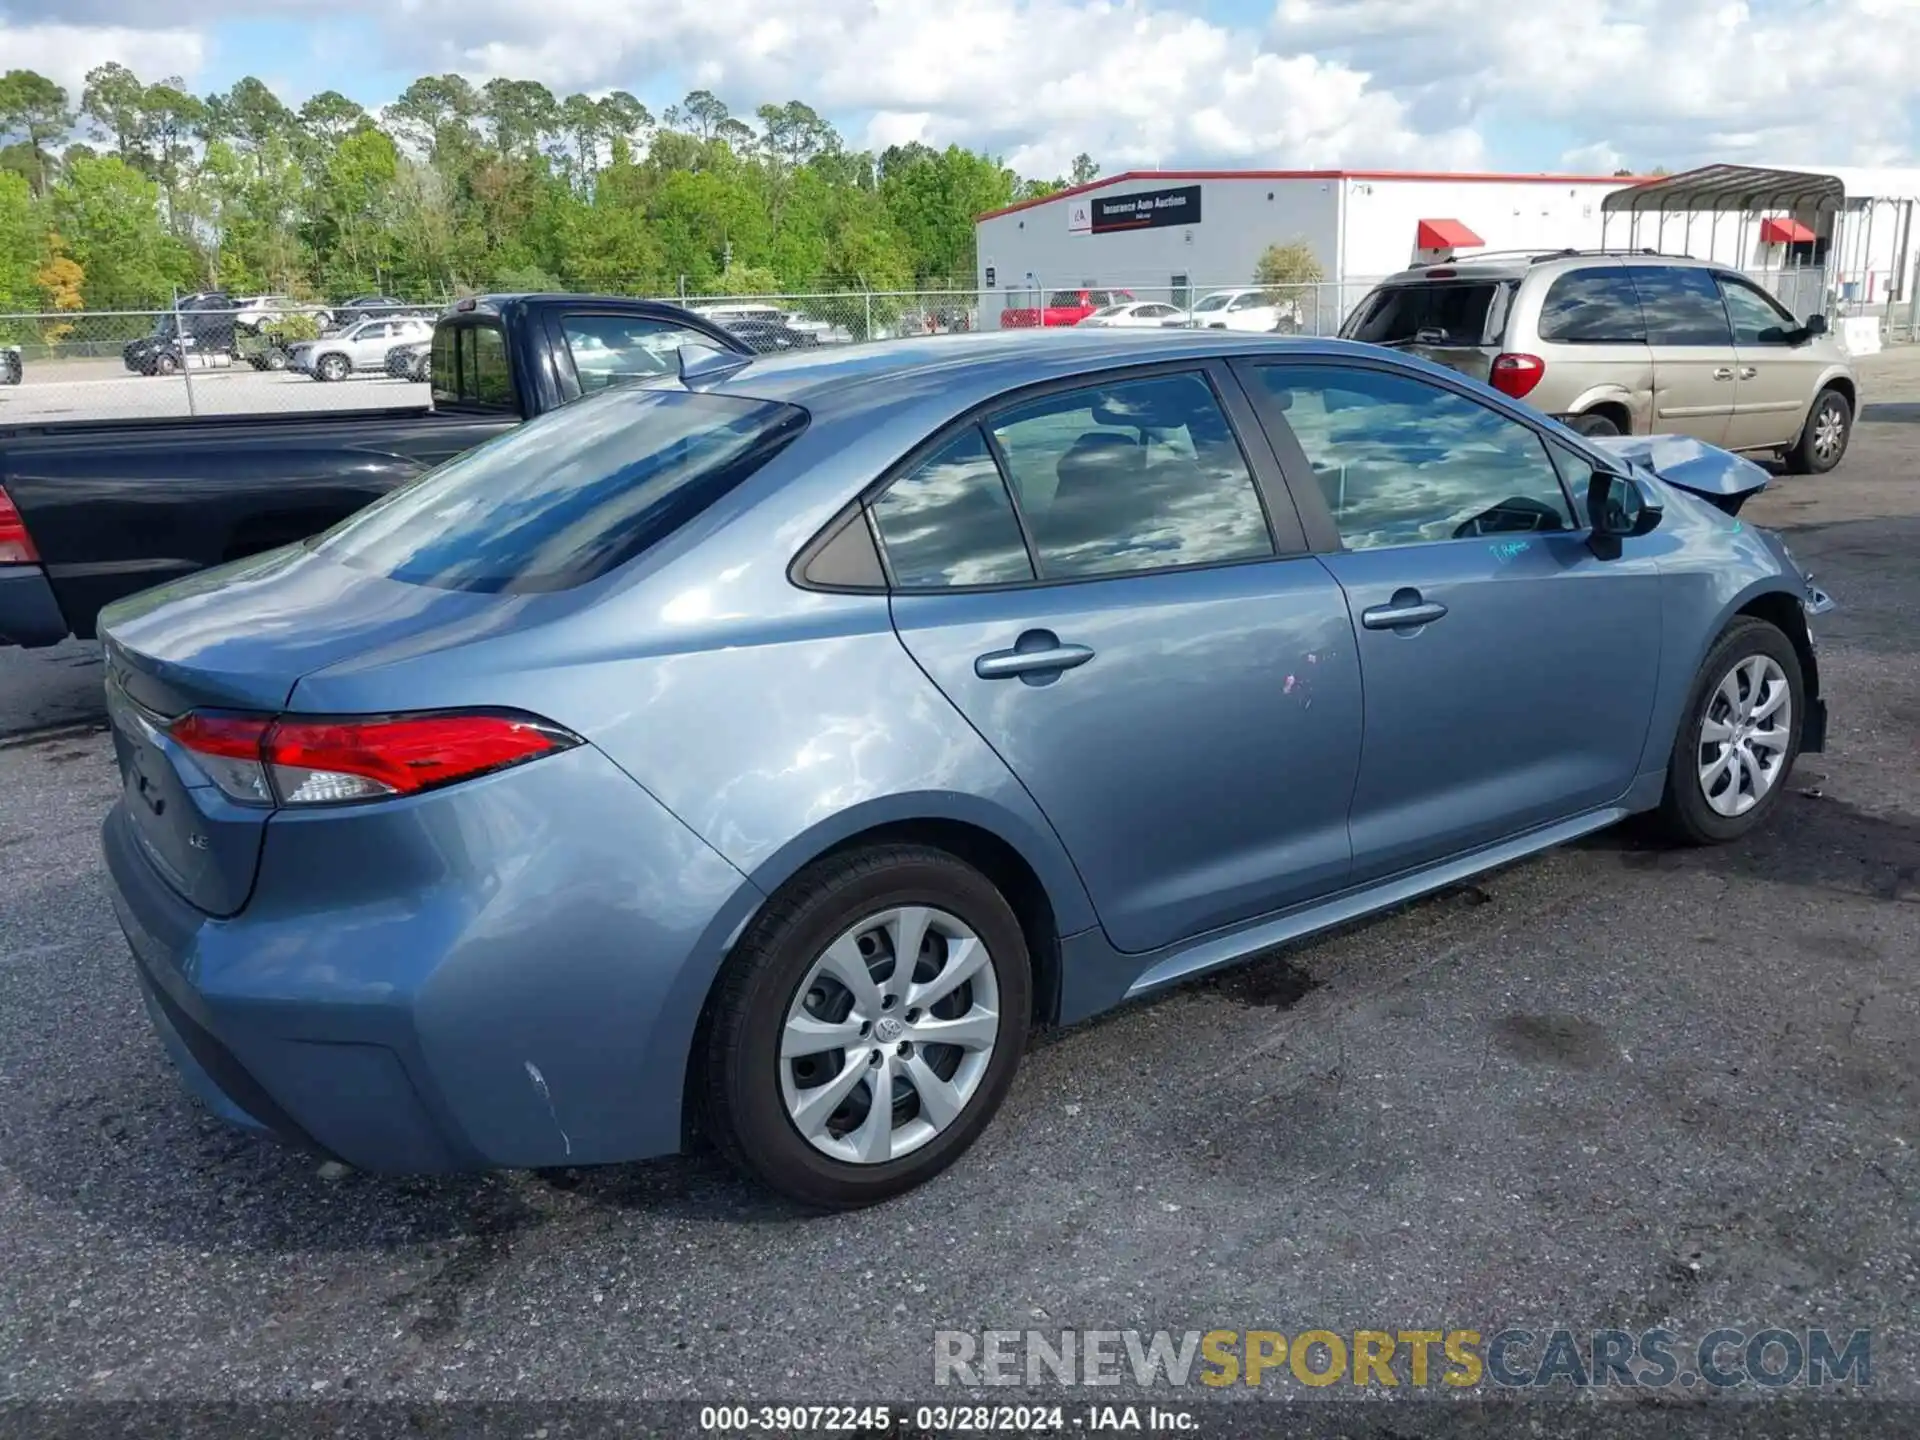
[99,329,1835,1207]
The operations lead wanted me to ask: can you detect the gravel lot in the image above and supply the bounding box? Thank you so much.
[1,353,1915,1427]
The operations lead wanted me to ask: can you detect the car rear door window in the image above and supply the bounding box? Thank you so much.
[432,322,516,413]
[870,428,1035,588]
[986,372,1273,579]
[1536,268,1648,343]
[1245,364,1575,550]
[1626,266,1734,346]
[313,387,808,593]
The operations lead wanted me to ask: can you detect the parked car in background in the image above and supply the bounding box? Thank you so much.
[1340,251,1859,473]
[723,315,822,353]
[1188,288,1301,333]
[94,328,1831,1208]
[291,317,435,381]
[692,303,851,346]
[1000,288,1134,328]
[328,294,412,328]
[0,295,748,649]
[1079,300,1189,329]
[386,339,432,381]
[231,295,320,332]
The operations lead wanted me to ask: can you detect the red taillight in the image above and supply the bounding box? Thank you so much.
[1490,352,1546,399]
[0,484,39,564]
[168,709,576,807]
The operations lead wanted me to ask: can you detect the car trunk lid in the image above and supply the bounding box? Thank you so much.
[99,544,518,917]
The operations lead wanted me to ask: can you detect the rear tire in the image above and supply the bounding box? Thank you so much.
[702,844,1031,1209]
[1653,618,1804,846]
[1785,387,1851,474]
[1569,411,1622,438]
[153,351,179,376]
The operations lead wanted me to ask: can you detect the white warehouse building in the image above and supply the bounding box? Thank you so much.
[972,164,1920,340]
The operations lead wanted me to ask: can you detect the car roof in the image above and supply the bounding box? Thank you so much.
[703,329,1385,421]
[1376,251,1724,285]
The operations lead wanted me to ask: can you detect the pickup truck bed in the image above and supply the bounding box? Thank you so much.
[0,408,514,644]
[0,294,750,647]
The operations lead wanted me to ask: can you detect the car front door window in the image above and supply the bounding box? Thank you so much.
[1718,278,1796,345]
[1241,366,1575,549]
[561,315,719,394]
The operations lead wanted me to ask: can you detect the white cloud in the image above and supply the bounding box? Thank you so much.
[380,0,1465,173]
[0,22,206,101]
[8,0,1919,177]
[1270,0,1920,169]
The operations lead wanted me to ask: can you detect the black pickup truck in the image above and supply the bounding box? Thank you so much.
[0,294,749,647]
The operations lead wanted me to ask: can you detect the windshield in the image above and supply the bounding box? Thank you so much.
[311,386,808,594]
[1192,294,1232,312]
[1342,281,1512,346]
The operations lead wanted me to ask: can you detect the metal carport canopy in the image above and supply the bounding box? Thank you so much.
[1601,163,1845,217]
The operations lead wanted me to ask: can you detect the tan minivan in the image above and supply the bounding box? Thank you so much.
[1341,251,1860,473]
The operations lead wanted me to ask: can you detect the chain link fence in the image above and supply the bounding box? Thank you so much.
[5,267,1903,423]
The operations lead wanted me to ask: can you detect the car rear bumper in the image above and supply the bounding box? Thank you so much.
[102,742,762,1174]
[0,564,68,647]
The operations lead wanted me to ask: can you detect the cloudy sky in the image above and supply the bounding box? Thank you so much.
[5,0,1917,180]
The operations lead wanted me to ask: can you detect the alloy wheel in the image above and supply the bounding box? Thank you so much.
[1697,654,1792,818]
[1812,399,1846,462]
[778,905,1000,1165]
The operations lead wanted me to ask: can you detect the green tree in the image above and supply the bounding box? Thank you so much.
[0,70,74,196]
[81,63,153,164]
[0,171,42,309]
[1069,153,1099,185]
[50,154,184,305]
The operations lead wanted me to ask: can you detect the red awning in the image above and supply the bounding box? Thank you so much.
[1760,217,1817,244]
[1416,218,1484,249]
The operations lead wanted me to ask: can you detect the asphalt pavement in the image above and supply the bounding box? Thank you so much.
[0,354,1915,1426]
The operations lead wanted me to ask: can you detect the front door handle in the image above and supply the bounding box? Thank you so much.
[1738,365,1758,379]
[1712,366,1735,380]
[1362,594,1448,631]
[975,636,1095,680]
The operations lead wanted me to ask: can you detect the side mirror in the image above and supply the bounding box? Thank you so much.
[1803,313,1828,337]
[1586,469,1662,558]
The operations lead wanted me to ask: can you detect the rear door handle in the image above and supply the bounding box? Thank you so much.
[1712,367,1735,380]
[1738,366,1758,379]
[1362,598,1448,631]
[975,639,1095,680]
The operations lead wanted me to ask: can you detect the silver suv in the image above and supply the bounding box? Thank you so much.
[1342,251,1859,473]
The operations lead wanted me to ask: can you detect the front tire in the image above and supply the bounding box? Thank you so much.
[702,844,1032,1208]
[1569,411,1622,438]
[1654,618,1804,845]
[1786,387,1851,474]
[315,353,349,383]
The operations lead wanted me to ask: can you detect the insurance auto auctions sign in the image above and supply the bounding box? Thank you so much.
[1069,183,1203,235]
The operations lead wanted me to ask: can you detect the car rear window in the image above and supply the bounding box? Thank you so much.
[311,387,809,594]
[1342,281,1512,346]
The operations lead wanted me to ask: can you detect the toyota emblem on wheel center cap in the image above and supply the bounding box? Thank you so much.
[875,1016,905,1044]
